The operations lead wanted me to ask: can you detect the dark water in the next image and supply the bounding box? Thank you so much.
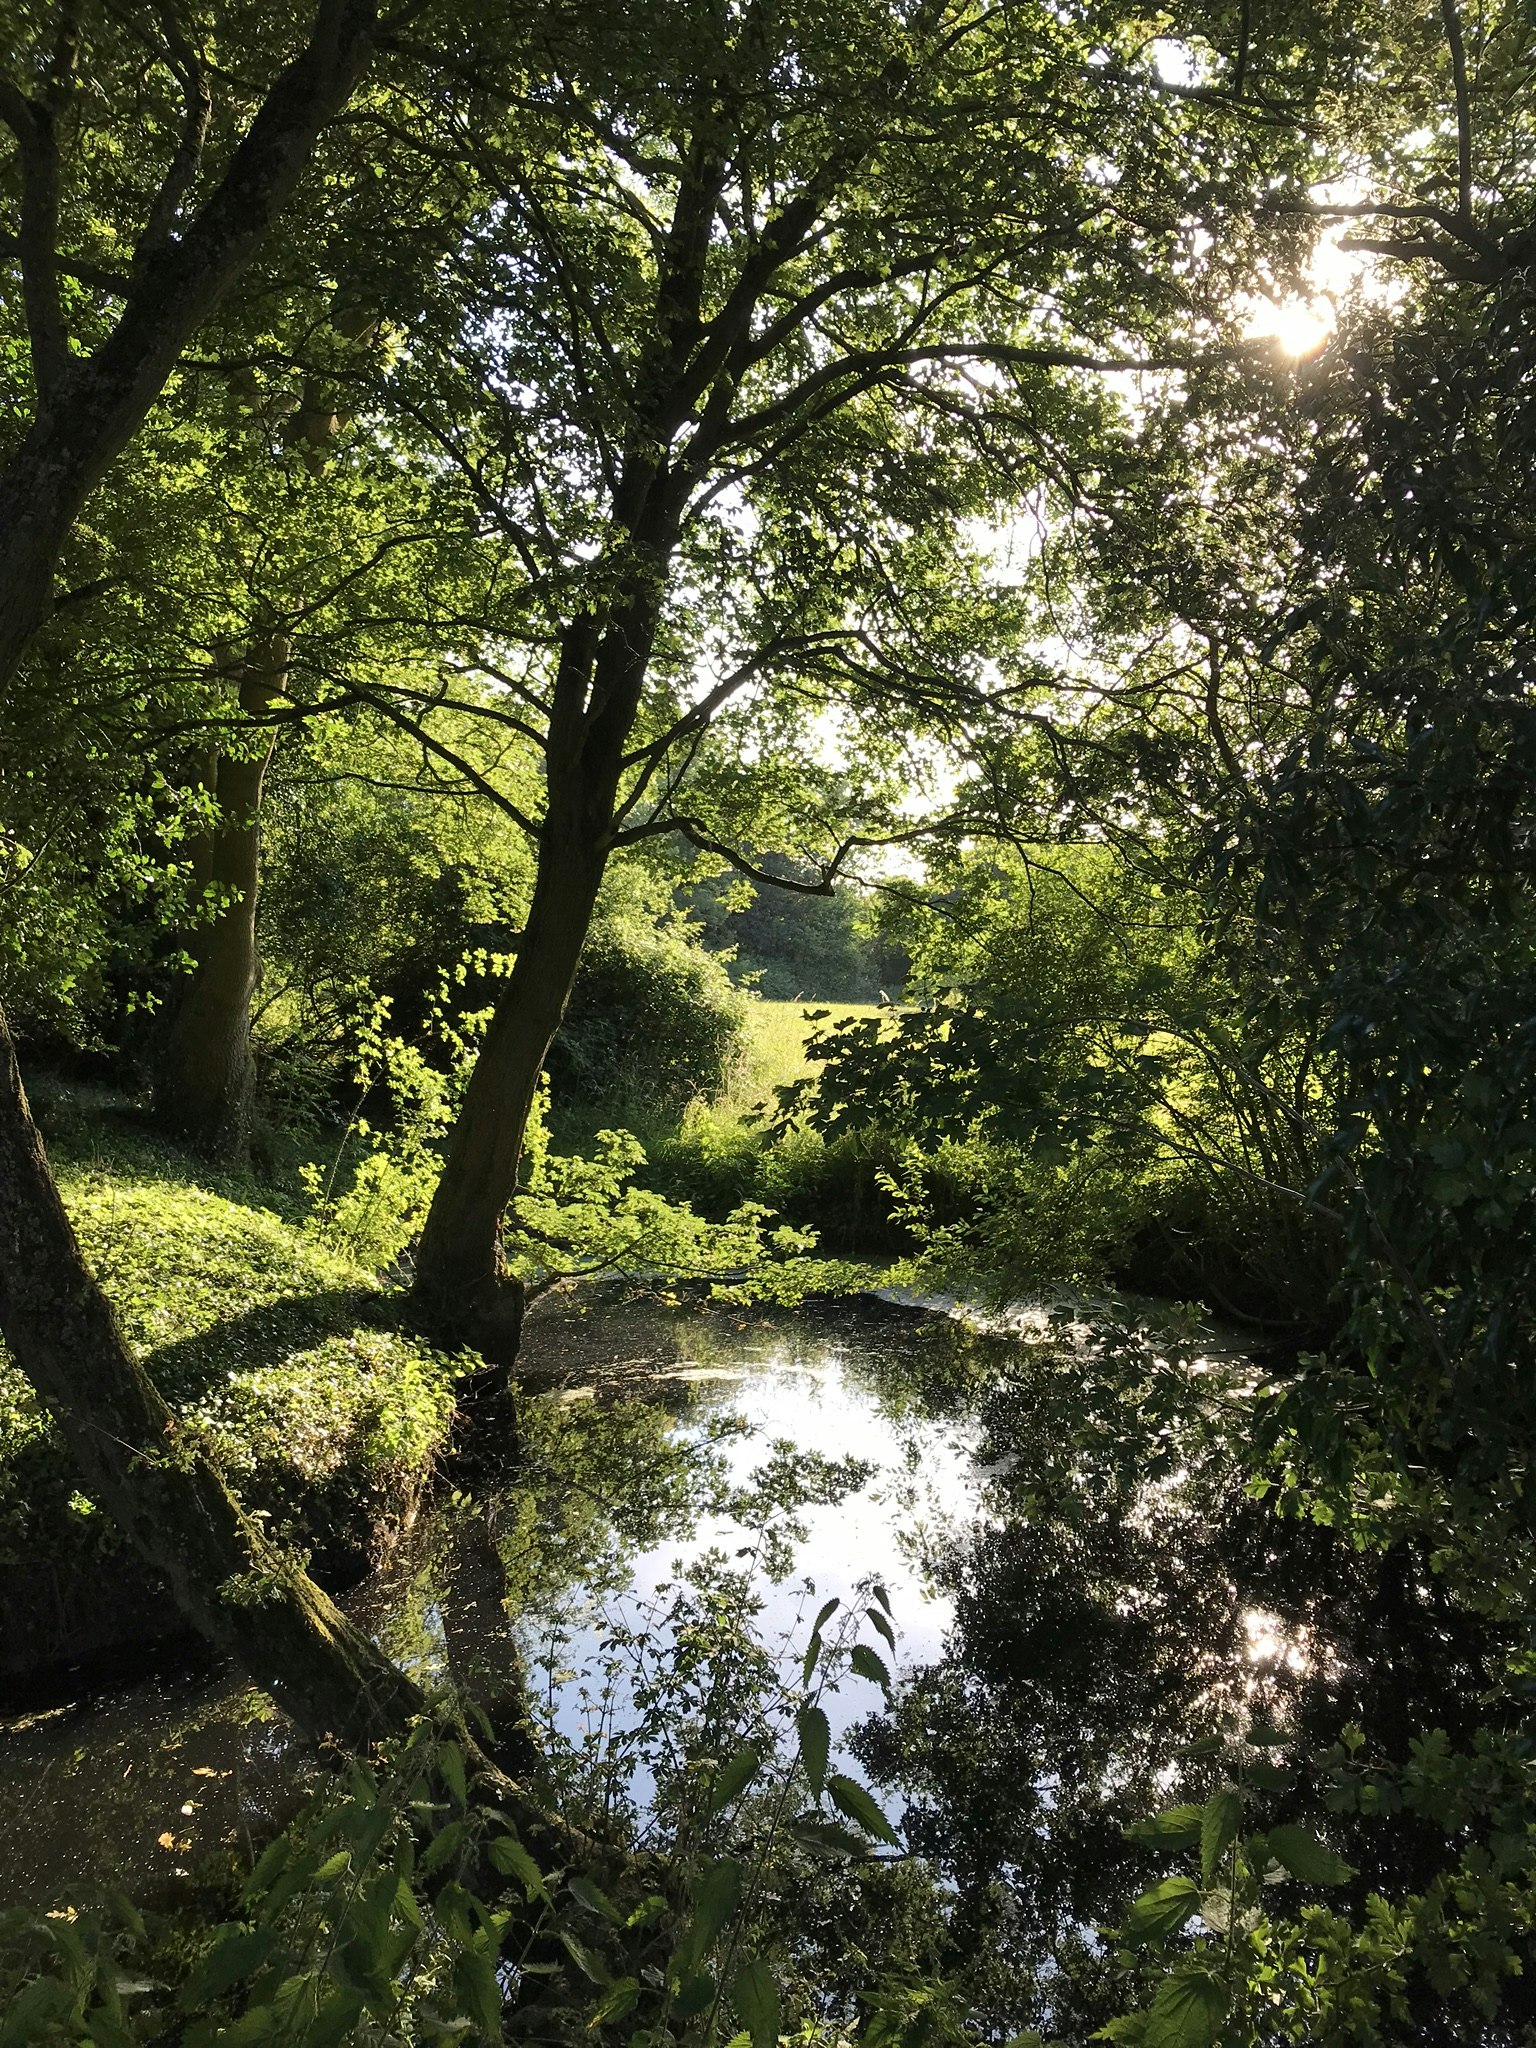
[0,1287,1508,2023]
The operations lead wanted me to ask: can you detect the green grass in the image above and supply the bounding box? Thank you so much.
[716,997,883,1120]
[0,1152,456,1594]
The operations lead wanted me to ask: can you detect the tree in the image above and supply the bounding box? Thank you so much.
[0,0,439,1746]
[155,635,289,1153]
[370,0,1319,1366]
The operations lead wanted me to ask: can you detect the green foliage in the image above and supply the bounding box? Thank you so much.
[0,1165,454,1575]
[552,899,750,1125]
[1101,1722,1536,2045]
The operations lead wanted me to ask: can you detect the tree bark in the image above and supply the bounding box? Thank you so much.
[409,560,673,1379]
[0,1003,425,1748]
[0,0,377,691]
[157,643,285,1157]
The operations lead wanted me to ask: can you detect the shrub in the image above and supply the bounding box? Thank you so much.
[552,918,749,1121]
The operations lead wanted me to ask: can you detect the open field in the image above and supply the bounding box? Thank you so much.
[721,997,885,1117]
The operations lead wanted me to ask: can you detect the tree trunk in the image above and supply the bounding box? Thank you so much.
[408,590,665,1380]
[409,829,608,1378]
[0,1002,423,1749]
[157,645,285,1158]
[0,0,376,692]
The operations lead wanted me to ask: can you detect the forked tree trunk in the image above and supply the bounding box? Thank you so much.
[409,573,669,1381]
[0,1003,423,1749]
[157,643,285,1157]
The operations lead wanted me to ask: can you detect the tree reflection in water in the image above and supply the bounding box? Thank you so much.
[851,1312,1517,2042]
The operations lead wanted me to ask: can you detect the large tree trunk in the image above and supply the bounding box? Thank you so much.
[0,0,376,692]
[409,573,671,1380]
[0,1003,423,1749]
[410,822,607,1378]
[157,644,285,1157]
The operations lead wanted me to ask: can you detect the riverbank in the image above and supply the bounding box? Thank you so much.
[0,1150,456,1694]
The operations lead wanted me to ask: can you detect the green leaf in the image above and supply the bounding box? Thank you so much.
[802,1633,823,1685]
[732,1957,782,2048]
[797,1704,830,1798]
[453,1947,503,2035]
[181,1927,276,2010]
[812,1596,841,1634]
[674,1970,717,2018]
[867,1607,897,1654]
[487,1832,548,1901]
[1267,1824,1356,1886]
[420,1819,466,1877]
[1144,1967,1227,2048]
[438,1740,467,1811]
[827,1772,899,1847]
[869,1583,892,1615]
[300,1991,368,2048]
[709,1743,763,1818]
[591,1976,641,2026]
[677,1857,743,1968]
[312,1850,351,1883]
[1122,1876,1201,1949]
[1200,1787,1242,1886]
[792,1818,868,1859]
[569,1874,622,1922]
[560,1929,610,1986]
[849,1644,892,1690]
[1126,1805,1202,1848]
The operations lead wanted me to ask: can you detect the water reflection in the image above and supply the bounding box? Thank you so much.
[0,1285,1510,2045]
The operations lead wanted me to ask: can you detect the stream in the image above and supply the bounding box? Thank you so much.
[0,1288,1510,2030]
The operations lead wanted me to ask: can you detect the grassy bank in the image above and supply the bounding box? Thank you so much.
[0,1114,456,1686]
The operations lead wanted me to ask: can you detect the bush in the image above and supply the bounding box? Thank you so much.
[551,918,749,1122]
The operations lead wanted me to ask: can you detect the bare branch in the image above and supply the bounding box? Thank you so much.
[131,6,214,276]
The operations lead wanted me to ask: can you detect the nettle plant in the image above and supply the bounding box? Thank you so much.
[0,1593,923,2047]
[1101,1718,1536,2047]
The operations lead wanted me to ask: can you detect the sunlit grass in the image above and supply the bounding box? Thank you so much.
[717,997,884,1119]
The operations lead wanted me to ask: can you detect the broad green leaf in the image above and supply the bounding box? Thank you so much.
[1267,1824,1356,1886]
[812,1596,841,1634]
[867,1607,897,1653]
[569,1874,622,1922]
[849,1644,892,1690]
[181,1927,276,2010]
[1122,1876,1201,1949]
[300,1990,368,2048]
[797,1704,831,1798]
[0,1977,72,2047]
[312,1850,351,1883]
[438,1740,467,1811]
[709,1743,763,1818]
[869,1583,892,1615]
[487,1832,548,1900]
[1200,1788,1242,1886]
[827,1772,899,1847]
[677,1857,743,1967]
[674,1969,717,2018]
[792,1817,868,1858]
[454,1947,503,2035]
[1144,1967,1226,2048]
[1125,1805,1202,1848]
[733,1957,782,2048]
[560,1929,610,1986]
[592,1976,641,2025]
[419,1819,466,1877]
